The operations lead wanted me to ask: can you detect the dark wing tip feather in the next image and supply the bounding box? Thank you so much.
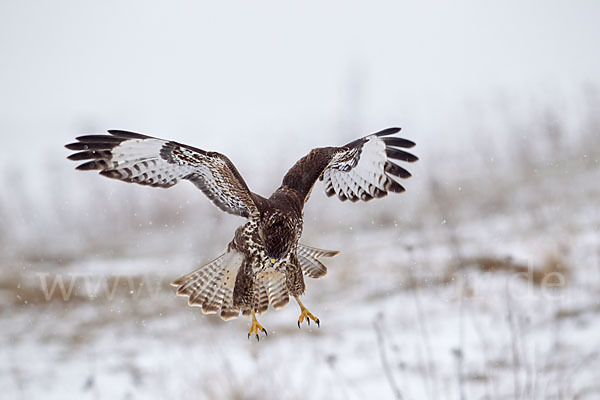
[74,135,125,143]
[65,142,120,151]
[68,150,111,161]
[385,161,412,179]
[374,127,401,137]
[107,130,151,139]
[99,170,124,179]
[382,137,416,148]
[360,192,374,201]
[343,127,401,149]
[67,152,87,161]
[373,187,387,198]
[387,180,406,193]
[65,142,82,150]
[76,160,109,170]
[386,148,419,163]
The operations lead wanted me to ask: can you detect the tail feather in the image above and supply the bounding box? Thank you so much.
[298,255,328,278]
[171,245,337,319]
[256,280,270,315]
[205,286,228,315]
[172,254,223,296]
[171,250,244,320]
[186,266,223,306]
[189,266,224,308]
[297,243,340,259]
[297,243,339,279]
[200,270,227,313]
[220,287,239,320]
[267,273,290,309]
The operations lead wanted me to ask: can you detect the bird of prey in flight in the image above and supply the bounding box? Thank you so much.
[66,127,417,340]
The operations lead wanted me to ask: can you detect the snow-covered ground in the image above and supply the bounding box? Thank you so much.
[2,150,599,399]
[2,2,600,398]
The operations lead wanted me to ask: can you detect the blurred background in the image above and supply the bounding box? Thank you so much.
[1,1,599,399]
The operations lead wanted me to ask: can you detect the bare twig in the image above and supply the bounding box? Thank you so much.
[469,306,495,399]
[506,291,522,400]
[412,276,439,400]
[561,350,599,399]
[373,316,403,400]
[325,354,366,400]
[455,279,467,400]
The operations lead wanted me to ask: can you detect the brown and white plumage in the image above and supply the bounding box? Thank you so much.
[281,127,417,203]
[66,130,257,218]
[66,127,417,335]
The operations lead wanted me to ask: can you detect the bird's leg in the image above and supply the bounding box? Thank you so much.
[248,309,267,341]
[294,296,320,328]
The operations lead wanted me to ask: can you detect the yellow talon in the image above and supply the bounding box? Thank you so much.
[295,296,320,328]
[248,310,267,341]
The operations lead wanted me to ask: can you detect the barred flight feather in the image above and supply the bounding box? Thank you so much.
[267,274,290,310]
[257,281,270,315]
[199,269,227,313]
[297,243,340,259]
[220,287,240,320]
[171,251,244,319]
[65,131,258,217]
[296,244,339,278]
[318,127,417,202]
[298,255,328,278]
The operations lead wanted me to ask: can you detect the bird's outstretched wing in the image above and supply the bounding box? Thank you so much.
[65,130,258,218]
[281,127,417,203]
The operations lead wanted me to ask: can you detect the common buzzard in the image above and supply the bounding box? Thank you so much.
[66,127,417,339]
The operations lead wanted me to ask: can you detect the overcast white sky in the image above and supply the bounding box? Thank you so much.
[1,0,599,186]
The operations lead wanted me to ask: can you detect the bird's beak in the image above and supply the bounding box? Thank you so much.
[270,258,276,264]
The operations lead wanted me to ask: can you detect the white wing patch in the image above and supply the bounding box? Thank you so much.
[321,131,417,202]
[66,130,258,218]
[107,138,195,186]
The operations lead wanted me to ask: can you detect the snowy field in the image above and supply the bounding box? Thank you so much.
[2,2,600,398]
[2,128,599,399]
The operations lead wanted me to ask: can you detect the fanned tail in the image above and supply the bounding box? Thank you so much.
[171,245,337,319]
[171,250,245,320]
[241,272,289,317]
[297,243,340,279]
[257,280,270,315]
[267,273,290,309]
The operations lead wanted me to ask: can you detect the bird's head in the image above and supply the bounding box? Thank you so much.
[261,213,294,261]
